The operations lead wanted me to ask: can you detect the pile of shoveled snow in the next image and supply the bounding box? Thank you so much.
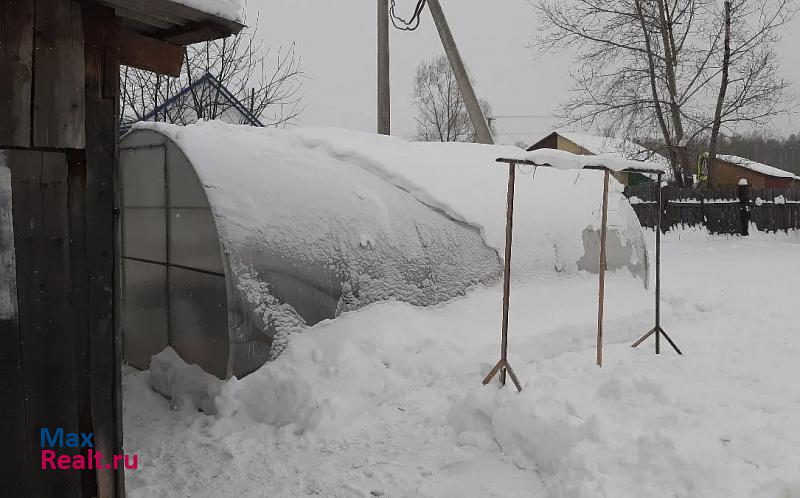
[124,231,800,497]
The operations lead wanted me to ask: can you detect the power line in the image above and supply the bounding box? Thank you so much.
[389,0,428,31]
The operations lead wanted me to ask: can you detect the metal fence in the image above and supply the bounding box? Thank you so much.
[624,184,800,234]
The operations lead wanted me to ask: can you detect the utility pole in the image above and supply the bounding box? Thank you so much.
[427,0,493,144]
[377,0,391,135]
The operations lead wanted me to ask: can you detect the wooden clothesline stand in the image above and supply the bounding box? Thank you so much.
[483,158,672,391]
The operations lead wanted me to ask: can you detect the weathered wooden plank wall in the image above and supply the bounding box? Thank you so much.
[1,0,234,494]
[0,155,28,496]
[0,1,34,146]
[7,150,83,497]
[1,2,121,496]
[33,0,86,148]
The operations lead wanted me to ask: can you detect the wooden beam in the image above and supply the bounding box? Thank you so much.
[161,20,231,46]
[33,0,86,148]
[84,5,125,496]
[0,1,34,147]
[117,25,184,77]
[67,149,98,497]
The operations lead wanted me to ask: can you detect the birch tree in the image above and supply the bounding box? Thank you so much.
[413,55,494,142]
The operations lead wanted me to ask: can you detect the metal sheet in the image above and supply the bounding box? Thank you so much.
[168,266,228,378]
[123,208,166,262]
[122,259,168,370]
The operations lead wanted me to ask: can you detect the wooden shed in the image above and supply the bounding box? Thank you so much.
[0,1,242,496]
[707,154,799,189]
[528,131,671,186]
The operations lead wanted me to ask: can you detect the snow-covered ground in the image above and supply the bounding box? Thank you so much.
[123,230,800,497]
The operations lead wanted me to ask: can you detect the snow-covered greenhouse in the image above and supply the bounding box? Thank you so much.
[118,122,650,379]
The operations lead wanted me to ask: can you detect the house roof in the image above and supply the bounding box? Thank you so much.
[529,131,673,179]
[125,72,263,131]
[95,0,244,45]
[716,154,799,180]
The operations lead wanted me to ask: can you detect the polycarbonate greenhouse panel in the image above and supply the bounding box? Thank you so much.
[168,266,229,379]
[169,208,224,274]
[123,208,167,262]
[122,259,168,370]
[121,147,165,208]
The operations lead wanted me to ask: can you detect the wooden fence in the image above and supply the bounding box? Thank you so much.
[624,184,800,234]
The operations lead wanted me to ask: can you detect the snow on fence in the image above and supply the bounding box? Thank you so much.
[624,184,800,234]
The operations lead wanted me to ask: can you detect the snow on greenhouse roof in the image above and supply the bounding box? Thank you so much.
[131,121,649,282]
[716,154,798,179]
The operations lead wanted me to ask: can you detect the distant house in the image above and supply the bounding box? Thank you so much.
[704,154,799,189]
[528,131,670,185]
[122,72,263,133]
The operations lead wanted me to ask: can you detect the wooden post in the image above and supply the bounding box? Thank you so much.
[597,170,610,367]
[482,162,522,392]
[84,4,124,496]
[426,0,493,144]
[737,179,750,236]
[500,162,515,385]
[377,0,390,135]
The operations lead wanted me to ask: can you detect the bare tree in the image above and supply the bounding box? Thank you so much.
[120,24,304,129]
[708,0,733,174]
[533,0,796,185]
[413,55,494,142]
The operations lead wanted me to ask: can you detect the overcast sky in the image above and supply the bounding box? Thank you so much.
[248,0,800,144]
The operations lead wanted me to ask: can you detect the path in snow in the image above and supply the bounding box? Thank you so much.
[123,231,800,497]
